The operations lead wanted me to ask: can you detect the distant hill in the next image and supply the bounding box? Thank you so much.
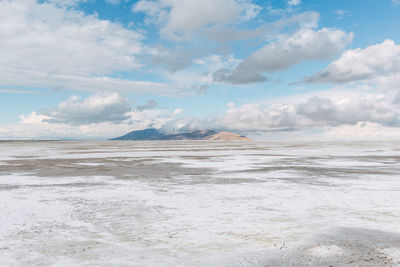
[111,128,164,140]
[111,128,250,141]
[204,131,251,141]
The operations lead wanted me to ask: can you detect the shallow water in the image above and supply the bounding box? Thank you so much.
[1,141,400,266]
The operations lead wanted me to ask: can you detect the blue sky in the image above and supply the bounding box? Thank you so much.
[1,0,400,139]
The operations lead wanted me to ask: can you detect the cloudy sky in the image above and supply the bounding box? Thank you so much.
[1,0,400,139]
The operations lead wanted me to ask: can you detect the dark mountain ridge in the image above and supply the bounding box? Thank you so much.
[111,128,250,141]
[111,128,218,140]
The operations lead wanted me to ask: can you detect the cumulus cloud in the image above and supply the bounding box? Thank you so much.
[302,39,400,84]
[38,93,176,127]
[4,93,182,139]
[0,0,142,76]
[5,86,400,139]
[272,11,320,31]
[39,93,131,125]
[297,94,398,126]
[161,102,302,133]
[326,122,400,139]
[2,120,137,140]
[153,54,241,93]
[0,66,174,94]
[133,0,261,39]
[20,112,52,125]
[205,90,399,136]
[135,9,341,87]
[160,86,400,134]
[213,68,267,84]
[219,103,300,131]
[0,0,179,95]
[213,28,353,84]
[171,108,183,117]
[140,48,199,72]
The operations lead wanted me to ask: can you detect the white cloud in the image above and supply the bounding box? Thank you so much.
[0,0,180,95]
[214,28,353,84]
[19,112,51,124]
[297,93,398,126]
[133,0,165,19]
[3,0,266,94]
[287,0,301,6]
[392,0,400,6]
[38,93,132,125]
[132,10,328,86]
[133,0,261,39]
[271,11,320,30]
[135,99,159,111]
[43,0,91,7]
[0,65,174,95]
[335,10,347,16]
[219,103,300,131]
[326,122,400,140]
[2,93,181,139]
[160,85,400,135]
[0,0,143,76]
[5,86,400,140]
[0,120,136,140]
[303,39,400,84]
[105,0,121,5]
[172,108,183,117]
[153,54,240,92]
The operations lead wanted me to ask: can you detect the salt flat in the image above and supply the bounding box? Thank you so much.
[1,141,400,266]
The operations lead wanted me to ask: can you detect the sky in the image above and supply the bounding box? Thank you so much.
[0,0,400,140]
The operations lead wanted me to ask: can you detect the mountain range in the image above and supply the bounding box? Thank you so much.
[111,128,250,141]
